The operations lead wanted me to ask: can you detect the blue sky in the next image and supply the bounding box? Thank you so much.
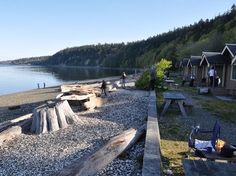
[0,0,235,60]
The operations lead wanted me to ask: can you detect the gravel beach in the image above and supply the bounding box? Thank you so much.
[0,87,61,123]
[0,85,149,175]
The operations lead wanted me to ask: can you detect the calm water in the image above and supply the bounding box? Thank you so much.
[0,65,135,96]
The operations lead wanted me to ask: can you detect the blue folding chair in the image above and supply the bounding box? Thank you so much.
[188,121,221,152]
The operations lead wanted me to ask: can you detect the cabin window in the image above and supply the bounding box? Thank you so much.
[232,64,236,80]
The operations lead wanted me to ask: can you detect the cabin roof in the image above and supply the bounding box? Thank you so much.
[206,54,227,64]
[202,52,221,57]
[189,56,201,66]
[200,51,229,66]
[226,44,236,57]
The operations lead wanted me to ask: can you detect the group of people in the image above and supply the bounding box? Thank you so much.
[100,72,127,96]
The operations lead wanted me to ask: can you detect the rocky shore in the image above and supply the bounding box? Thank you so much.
[0,84,149,175]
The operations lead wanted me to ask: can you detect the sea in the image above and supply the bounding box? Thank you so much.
[0,65,136,96]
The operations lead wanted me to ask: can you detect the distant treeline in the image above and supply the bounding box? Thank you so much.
[4,5,236,68]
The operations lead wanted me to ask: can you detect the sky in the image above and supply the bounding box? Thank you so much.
[0,0,235,61]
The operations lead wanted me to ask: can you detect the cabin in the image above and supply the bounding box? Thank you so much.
[199,52,229,88]
[180,58,190,80]
[221,43,236,96]
[187,56,202,84]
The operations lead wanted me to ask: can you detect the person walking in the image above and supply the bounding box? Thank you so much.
[208,66,216,87]
[101,80,107,96]
[121,72,126,88]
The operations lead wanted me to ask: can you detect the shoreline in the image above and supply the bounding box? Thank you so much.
[0,73,140,97]
[0,75,138,123]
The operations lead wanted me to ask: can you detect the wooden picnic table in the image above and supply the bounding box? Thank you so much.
[160,91,187,117]
[183,158,236,176]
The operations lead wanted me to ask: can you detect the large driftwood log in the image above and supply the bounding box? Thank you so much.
[0,113,32,132]
[58,125,146,176]
[61,84,100,95]
[60,94,93,101]
[0,126,22,145]
[31,100,83,134]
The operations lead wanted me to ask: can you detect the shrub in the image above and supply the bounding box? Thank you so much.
[135,58,172,90]
[135,70,151,90]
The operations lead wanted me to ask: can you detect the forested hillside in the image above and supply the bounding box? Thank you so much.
[10,56,50,65]
[7,5,236,68]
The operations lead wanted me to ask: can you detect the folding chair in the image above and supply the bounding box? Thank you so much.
[188,121,221,153]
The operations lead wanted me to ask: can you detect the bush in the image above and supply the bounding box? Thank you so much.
[135,58,172,90]
[135,70,151,90]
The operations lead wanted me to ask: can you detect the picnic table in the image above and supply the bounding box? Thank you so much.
[160,91,187,117]
[183,159,236,176]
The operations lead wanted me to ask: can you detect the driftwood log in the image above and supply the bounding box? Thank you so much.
[0,126,22,145]
[61,84,100,95]
[0,113,32,132]
[58,125,146,176]
[31,100,83,134]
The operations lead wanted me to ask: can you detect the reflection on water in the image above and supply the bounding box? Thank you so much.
[0,65,136,95]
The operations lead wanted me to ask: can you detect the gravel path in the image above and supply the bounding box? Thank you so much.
[0,89,149,176]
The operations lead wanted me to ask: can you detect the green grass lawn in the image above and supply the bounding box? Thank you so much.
[200,99,236,123]
[156,90,189,175]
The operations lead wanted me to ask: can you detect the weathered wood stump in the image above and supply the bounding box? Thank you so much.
[31,100,83,134]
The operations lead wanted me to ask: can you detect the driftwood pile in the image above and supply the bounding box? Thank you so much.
[30,100,83,134]
[59,84,105,110]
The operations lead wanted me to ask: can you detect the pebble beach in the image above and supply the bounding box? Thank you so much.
[0,84,149,175]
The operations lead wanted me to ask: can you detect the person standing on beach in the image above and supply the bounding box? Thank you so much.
[121,72,126,88]
[101,80,107,96]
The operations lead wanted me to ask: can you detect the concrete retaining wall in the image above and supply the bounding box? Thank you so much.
[142,91,162,176]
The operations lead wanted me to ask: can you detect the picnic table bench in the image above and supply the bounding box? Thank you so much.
[160,91,187,118]
[164,79,175,87]
[183,158,236,176]
[183,98,194,112]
